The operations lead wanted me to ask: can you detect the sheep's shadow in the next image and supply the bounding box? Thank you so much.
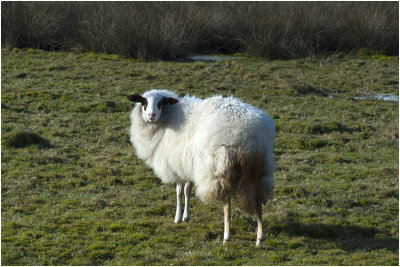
[247,217,398,253]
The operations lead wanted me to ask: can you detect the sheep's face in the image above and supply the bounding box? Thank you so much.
[127,93,179,123]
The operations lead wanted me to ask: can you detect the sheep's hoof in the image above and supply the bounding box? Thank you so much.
[223,235,231,244]
[174,218,182,224]
[256,235,265,246]
[182,216,190,222]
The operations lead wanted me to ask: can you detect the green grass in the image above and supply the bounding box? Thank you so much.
[1,49,398,265]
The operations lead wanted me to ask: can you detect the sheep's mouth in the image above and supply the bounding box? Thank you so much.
[146,117,157,123]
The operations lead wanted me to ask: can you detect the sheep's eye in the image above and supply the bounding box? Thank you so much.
[141,98,148,111]
[157,99,163,110]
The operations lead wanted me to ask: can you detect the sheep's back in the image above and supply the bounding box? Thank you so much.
[190,96,274,151]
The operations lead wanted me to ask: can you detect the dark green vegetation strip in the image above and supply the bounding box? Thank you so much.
[2,50,398,265]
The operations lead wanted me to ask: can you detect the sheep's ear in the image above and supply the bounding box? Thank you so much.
[163,97,179,105]
[127,94,145,103]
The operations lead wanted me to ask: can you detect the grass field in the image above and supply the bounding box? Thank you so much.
[1,49,399,265]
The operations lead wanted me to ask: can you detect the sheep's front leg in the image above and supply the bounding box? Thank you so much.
[256,202,264,246]
[182,182,193,222]
[223,194,231,244]
[174,183,184,223]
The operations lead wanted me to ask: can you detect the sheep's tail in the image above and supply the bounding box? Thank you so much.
[223,147,275,214]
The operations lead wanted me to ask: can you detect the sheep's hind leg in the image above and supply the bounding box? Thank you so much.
[174,183,184,223]
[256,202,264,246]
[182,182,193,222]
[223,194,231,244]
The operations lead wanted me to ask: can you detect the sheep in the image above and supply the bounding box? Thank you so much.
[127,89,275,246]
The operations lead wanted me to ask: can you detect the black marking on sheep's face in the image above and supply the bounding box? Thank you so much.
[128,93,179,123]
[157,97,179,109]
[143,99,148,111]
[128,95,178,109]
[165,97,179,106]
[127,94,148,110]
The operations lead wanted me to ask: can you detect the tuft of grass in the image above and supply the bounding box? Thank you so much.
[73,101,130,113]
[276,137,329,150]
[3,130,53,149]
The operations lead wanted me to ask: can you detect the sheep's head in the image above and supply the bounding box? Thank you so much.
[127,92,179,123]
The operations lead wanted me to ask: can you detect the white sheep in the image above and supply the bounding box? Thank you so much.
[127,89,275,245]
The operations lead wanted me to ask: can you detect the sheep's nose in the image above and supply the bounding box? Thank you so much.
[148,113,156,118]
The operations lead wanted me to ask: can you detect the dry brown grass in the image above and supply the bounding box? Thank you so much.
[1,2,398,59]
